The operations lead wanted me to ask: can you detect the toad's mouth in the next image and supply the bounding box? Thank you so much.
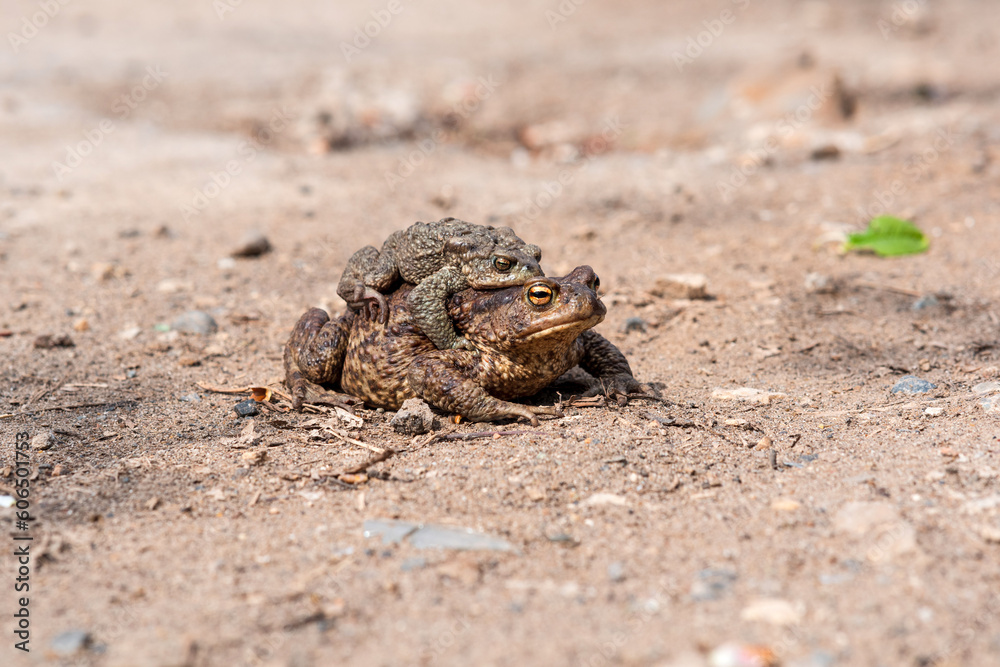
[518,313,604,341]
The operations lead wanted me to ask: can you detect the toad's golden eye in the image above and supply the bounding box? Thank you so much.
[493,256,513,272]
[527,284,553,306]
[590,276,600,292]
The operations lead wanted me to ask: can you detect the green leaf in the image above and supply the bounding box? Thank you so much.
[843,216,929,257]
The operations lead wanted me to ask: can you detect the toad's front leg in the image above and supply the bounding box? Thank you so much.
[284,308,356,411]
[406,266,475,351]
[577,330,645,397]
[337,245,396,323]
[408,351,560,425]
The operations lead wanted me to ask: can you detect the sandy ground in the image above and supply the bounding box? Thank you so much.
[2,0,1000,665]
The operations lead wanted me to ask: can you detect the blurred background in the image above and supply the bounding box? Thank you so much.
[4,0,998,287]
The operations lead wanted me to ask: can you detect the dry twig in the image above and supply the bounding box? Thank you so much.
[437,429,549,442]
[195,382,254,394]
[1,400,136,418]
[326,428,384,454]
[341,448,397,475]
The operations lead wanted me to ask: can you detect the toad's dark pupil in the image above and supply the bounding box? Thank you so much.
[528,287,552,304]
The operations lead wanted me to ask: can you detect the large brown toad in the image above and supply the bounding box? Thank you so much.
[336,218,543,352]
[285,265,641,424]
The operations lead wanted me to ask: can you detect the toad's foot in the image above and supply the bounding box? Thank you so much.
[294,376,363,412]
[581,373,645,400]
[505,402,563,427]
[346,285,389,324]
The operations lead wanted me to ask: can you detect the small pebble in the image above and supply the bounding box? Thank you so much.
[980,395,1000,414]
[50,629,91,655]
[651,273,710,300]
[525,486,546,502]
[810,144,840,160]
[622,317,647,334]
[31,431,55,451]
[771,498,801,512]
[92,262,124,281]
[709,643,777,667]
[33,334,74,349]
[178,394,201,403]
[890,375,936,394]
[172,310,218,335]
[804,272,837,294]
[241,450,266,466]
[911,294,939,311]
[740,598,802,625]
[690,568,737,601]
[156,278,192,294]
[230,230,272,258]
[389,398,437,435]
[924,407,944,416]
[607,561,626,583]
[977,525,1000,544]
[234,399,260,417]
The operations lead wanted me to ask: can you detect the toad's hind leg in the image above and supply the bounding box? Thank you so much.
[284,308,354,411]
[408,352,562,426]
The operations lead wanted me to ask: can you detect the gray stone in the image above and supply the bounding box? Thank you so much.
[389,398,438,435]
[50,629,91,655]
[973,381,1000,396]
[788,651,836,667]
[172,310,218,335]
[400,557,427,571]
[363,519,516,552]
[607,561,626,582]
[622,317,647,334]
[911,294,939,311]
[690,568,736,601]
[890,375,936,394]
[981,395,1000,414]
